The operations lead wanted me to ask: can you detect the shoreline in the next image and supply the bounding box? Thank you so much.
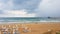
[0,22,60,24]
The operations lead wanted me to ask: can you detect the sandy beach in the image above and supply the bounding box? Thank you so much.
[0,22,60,34]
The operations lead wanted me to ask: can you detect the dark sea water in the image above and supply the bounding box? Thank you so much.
[0,17,60,23]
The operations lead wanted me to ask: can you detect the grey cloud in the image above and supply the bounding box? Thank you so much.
[36,0,60,17]
[12,0,40,10]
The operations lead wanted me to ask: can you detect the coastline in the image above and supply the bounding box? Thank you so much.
[0,21,60,24]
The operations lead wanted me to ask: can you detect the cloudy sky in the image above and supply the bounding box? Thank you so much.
[0,0,60,17]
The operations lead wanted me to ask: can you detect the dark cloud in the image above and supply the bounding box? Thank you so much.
[12,0,40,10]
[13,0,29,4]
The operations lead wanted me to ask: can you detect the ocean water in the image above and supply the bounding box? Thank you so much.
[0,17,60,23]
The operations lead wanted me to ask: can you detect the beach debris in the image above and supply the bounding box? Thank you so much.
[23,27,31,33]
[13,28,20,34]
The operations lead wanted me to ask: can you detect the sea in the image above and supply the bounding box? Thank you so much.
[0,17,60,24]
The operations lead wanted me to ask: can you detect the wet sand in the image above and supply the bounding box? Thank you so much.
[0,22,60,34]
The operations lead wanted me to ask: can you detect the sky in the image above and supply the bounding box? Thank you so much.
[0,0,60,17]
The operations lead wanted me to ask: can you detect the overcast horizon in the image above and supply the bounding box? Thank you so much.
[0,0,60,17]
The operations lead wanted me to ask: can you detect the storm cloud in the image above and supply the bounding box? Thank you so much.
[0,0,60,17]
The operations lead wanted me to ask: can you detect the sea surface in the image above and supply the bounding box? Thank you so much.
[0,17,60,24]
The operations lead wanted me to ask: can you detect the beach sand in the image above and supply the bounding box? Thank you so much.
[0,22,60,34]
